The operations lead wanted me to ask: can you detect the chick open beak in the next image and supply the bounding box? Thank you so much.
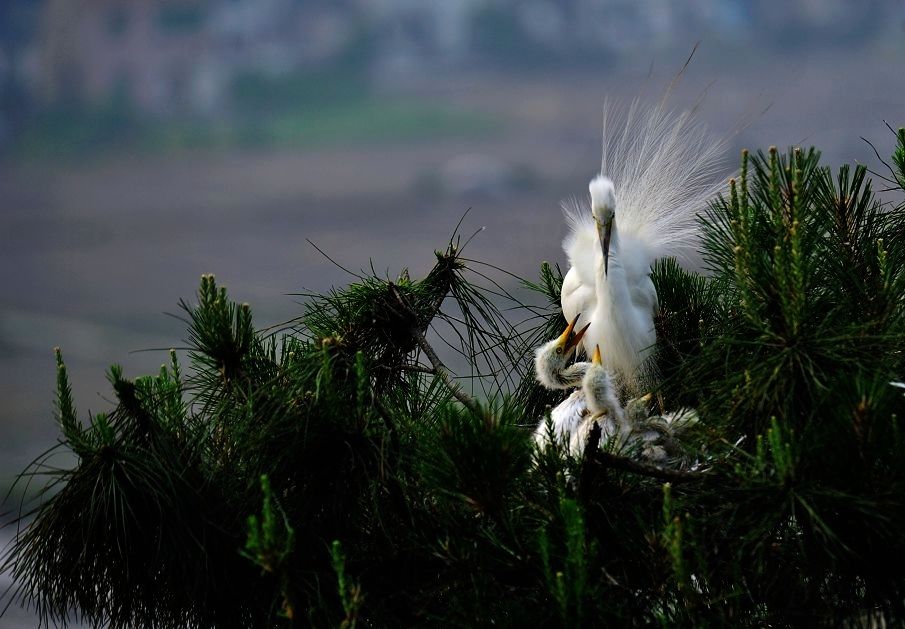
[558,313,591,354]
[592,344,602,365]
[596,216,613,276]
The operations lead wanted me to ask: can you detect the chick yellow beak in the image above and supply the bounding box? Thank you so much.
[592,344,602,365]
[639,392,653,403]
[558,313,591,354]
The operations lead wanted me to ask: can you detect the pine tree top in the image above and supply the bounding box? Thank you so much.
[3,132,905,627]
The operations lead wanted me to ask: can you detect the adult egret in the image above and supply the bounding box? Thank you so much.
[561,101,727,389]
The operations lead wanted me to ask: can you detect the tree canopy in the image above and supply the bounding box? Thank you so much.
[3,131,905,627]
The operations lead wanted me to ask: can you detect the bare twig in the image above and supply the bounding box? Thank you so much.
[388,283,483,416]
[377,364,437,375]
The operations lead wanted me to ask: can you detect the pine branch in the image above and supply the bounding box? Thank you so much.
[582,421,707,484]
[591,450,707,484]
[388,282,483,416]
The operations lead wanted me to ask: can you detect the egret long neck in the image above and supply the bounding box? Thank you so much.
[589,217,633,375]
[554,361,590,388]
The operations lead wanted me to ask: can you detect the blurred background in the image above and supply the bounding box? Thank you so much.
[0,2,903,620]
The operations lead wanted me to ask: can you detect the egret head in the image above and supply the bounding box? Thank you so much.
[584,344,608,390]
[625,392,653,423]
[534,313,590,389]
[589,175,616,275]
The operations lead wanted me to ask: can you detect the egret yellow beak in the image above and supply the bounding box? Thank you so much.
[592,344,602,365]
[596,216,613,276]
[558,313,591,354]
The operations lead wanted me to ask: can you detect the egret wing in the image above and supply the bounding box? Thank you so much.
[561,198,600,337]
[561,267,595,334]
[550,390,588,437]
[619,231,659,317]
[628,274,658,319]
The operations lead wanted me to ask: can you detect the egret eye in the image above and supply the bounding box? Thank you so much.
[555,347,562,355]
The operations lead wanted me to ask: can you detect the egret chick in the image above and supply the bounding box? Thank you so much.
[534,313,591,390]
[633,407,700,464]
[554,344,627,456]
[624,392,653,424]
[533,315,592,449]
[581,344,628,443]
[625,392,699,436]
[661,408,700,433]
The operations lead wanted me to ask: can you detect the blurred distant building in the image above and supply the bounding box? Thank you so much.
[33,0,359,114]
[38,0,203,113]
[362,0,484,77]
[20,0,893,117]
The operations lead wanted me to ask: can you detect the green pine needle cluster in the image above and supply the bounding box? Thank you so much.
[2,130,905,627]
[650,139,905,623]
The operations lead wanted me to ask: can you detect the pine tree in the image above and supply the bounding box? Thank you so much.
[2,131,905,627]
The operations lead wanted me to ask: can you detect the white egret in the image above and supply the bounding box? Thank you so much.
[624,392,654,425]
[533,319,700,461]
[533,314,592,449]
[623,392,700,463]
[548,343,627,457]
[561,101,727,390]
[581,344,628,439]
[533,313,591,391]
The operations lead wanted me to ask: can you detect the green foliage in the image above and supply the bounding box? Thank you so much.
[650,144,905,625]
[515,261,573,420]
[244,476,295,575]
[4,140,905,627]
[657,147,905,436]
[331,540,363,629]
[4,348,261,627]
[53,347,88,457]
[538,498,597,627]
[242,475,296,621]
[15,97,498,158]
[419,402,533,518]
